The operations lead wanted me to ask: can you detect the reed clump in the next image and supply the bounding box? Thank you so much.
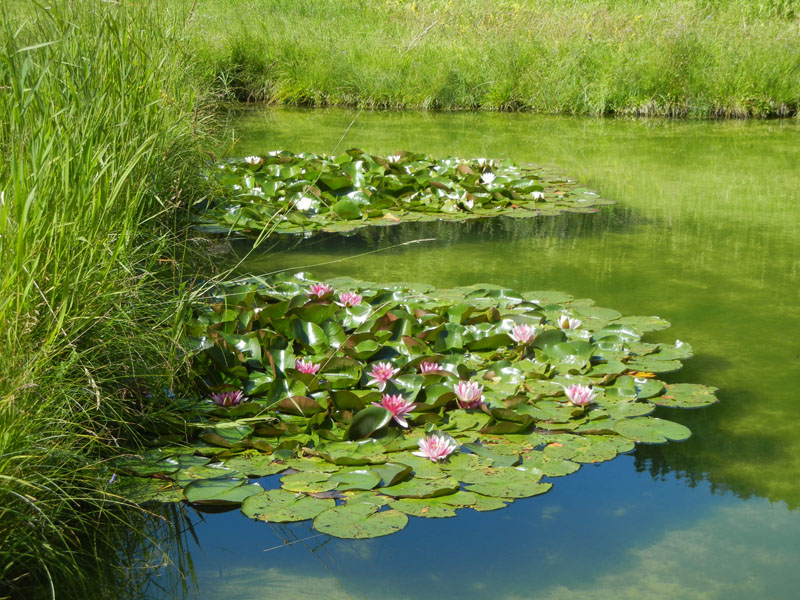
[187,0,800,117]
[0,2,211,596]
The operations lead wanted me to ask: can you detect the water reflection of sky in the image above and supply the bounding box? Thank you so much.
[142,110,800,599]
[159,456,799,600]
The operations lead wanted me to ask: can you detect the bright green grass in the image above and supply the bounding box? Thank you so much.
[187,0,800,117]
[0,2,212,596]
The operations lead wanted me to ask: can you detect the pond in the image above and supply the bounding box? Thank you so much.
[145,109,800,599]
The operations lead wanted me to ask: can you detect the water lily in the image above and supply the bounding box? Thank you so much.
[413,434,458,462]
[387,154,402,163]
[308,283,333,298]
[338,291,362,307]
[372,393,414,428]
[244,156,263,166]
[563,384,597,406]
[294,196,314,211]
[454,380,484,409]
[532,191,545,199]
[419,360,441,374]
[480,172,496,185]
[295,358,320,374]
[367,361,398,391]
[509,323,536,344]
[211,390,246,407]
[558,315,582,330]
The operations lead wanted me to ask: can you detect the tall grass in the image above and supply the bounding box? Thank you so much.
[0,2,210,597]
[187,0,800,117]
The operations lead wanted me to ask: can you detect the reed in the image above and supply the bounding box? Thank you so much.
[0,1,211,596]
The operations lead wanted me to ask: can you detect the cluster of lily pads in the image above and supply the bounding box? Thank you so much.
[114,274,718,539]
[196,149,614,235]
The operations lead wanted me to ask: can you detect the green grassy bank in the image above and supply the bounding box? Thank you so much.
[0,2,211,597]
[187,0,800,117]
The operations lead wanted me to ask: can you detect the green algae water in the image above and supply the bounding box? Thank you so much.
[147,110,800,599]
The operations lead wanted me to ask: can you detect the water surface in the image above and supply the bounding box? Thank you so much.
[151,109,800,599]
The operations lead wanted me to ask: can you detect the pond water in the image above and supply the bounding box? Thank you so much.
[146,109,800,599]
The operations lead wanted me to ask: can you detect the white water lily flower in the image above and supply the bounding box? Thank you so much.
[558,315,582,330]
[532,191,545,199]
[244,156,263,166]
[294,196,314,211]
[387,154,402,163]
[481,172,496,184]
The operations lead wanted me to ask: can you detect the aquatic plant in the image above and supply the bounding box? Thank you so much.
[563,384,597,407]
[114,274,718,540]
[372,394,415,428]
[453,381,486,410]
[198,149,613,235]
[414,434,459,463]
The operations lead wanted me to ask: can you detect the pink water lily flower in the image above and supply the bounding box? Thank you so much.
[509,324,536,344]
[337,291,362,307]
[558,315,582,330]
[419,360,441,374]
[367,361,399,391]
[308,283,333,298]
[454,380,484,409]
[372,393,415,428]
[413,434,458,462]
[211,390,246,407]
[563,384,597,406]
[295,358,320,374]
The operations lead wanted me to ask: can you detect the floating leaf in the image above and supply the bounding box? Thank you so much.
[614,417,692,443]
[241,489,335,523]
[653,383,719,408]
[313,503,409,539]
[184,477,263,505]
[281,471,337,493]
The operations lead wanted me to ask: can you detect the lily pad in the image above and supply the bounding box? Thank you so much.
[198,150,615,236]
[653,383,719,408]
[117,273,718,542]
[241,489,335,523]
[184,477,264,505]
[313,503,409,539]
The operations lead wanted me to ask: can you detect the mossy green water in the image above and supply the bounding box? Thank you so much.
[135,107,800,600]
[226,109,800,511]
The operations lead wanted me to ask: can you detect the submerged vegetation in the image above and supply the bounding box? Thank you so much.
[201,150,612,235]
[187,0,800,117]
[114,274,717,539]
[0,2,210,596]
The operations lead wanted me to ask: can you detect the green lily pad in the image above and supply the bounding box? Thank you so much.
[329,468,382,491]
[184,477,264,505]
[119,273,719,542]
[613,417,692,443]
[653,383,719,408]
[313,503,409,539]
[241,489,335,523]
[381,475,461,499]
[280,470,336,493]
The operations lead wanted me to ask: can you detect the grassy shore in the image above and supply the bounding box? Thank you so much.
[0,2,211,597]
[186,0,800,117]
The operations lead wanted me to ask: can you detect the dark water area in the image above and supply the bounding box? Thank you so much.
[144,109,800,599]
